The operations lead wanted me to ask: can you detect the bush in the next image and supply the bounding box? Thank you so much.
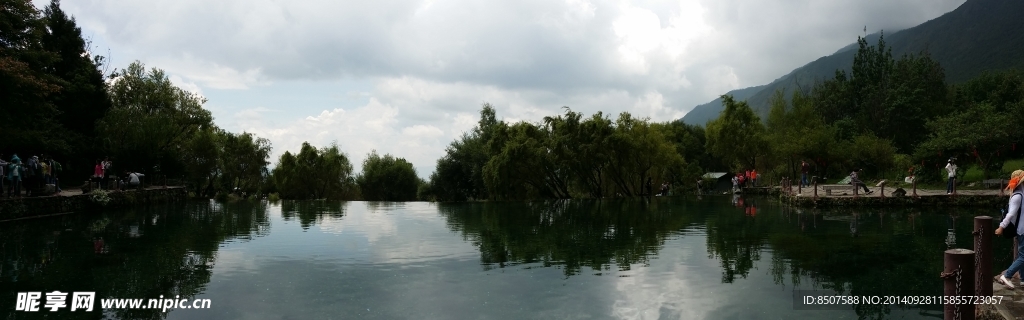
[89,190,111,206]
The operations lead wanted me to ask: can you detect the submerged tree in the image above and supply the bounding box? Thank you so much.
[357,151,420,201]
[272,142,356,200]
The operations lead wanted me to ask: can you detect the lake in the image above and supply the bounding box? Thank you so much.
[0,196,1011,319]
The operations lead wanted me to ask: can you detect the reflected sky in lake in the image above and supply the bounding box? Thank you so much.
[0,197,1005,319]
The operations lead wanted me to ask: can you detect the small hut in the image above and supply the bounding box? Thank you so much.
[701,172,734,193]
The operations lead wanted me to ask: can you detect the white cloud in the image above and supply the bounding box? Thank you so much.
[54,0,968,175]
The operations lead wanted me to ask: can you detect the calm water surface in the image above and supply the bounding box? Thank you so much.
[0,196,1011,319]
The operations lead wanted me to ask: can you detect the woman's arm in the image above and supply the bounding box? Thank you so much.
[1000,193,1023,229]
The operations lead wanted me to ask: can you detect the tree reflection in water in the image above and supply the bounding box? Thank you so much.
[440,196,1008,319]
[438,199,697,277]
[0,201,270,320]
[0,197,1008,320]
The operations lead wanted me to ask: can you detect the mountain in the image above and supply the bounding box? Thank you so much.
[680,0,1024,126]
[678,85,765,126]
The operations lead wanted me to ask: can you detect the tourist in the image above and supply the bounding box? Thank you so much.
[7,155,22,198]
[0,154,6,197]
[127,171,145,190]
[996,169,1024,289]
[731,175,739,193]
[47,157,61,192]
[24,155,38,195]
[102,157,113,190]
[751,168,758,187]
[945,158,958,194]
[40,157,50,185]
[801,160,810,187]
[93,159,104,190]
[850,169,873,194]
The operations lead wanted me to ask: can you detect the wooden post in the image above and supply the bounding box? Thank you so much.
[880,183,885,199]
[942,248,976,320]
[974,216,993,297]
[813,180,818,200]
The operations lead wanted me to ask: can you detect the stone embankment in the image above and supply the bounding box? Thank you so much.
[0,187,187,222]
[769,185,1009,208]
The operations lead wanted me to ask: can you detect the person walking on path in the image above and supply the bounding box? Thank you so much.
[945,158,958,194]
[996,170,1024,289]
[801,160,810,187]
[850,169,873,194]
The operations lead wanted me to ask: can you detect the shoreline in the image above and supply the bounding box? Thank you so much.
[0,187,187,222]
[765,185,1010,208]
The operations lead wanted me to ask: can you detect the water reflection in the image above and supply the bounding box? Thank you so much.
[0,201,270,319]
[0,197,1011,320]
[280,200,346,230]
[437,199,694,276]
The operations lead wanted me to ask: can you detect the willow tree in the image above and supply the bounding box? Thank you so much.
[426,104,496,201]
[483,121,570,200]
[217,131,272,195]
[605,113,684,196]
[544,108,614,198]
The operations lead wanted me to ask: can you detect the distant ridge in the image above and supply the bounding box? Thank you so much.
[680,0,1024,125]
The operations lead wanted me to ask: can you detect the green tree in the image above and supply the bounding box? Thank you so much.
[544,108,614,198]
[272,142,355,200]
[426,104,497,201]
[917,103,1018,179]
[357,151,420,201]
[483,121,570,200]
[181,125,220,197]
[0,0,65,154]
[705,95,767,170]
[217,130,272,196]
[766,89,839,179]
[98,61,213,176]
[605,113,684,196]
[41,0,111,154]
[812,33,947,152]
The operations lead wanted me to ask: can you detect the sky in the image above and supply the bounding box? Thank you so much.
[43,0,966,177]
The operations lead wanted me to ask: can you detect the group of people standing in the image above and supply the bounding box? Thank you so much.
[90,157,146,191]
[1,153,62,198]
[730,169,758,193]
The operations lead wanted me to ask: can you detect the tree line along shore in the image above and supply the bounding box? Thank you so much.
[4,1,1024,202]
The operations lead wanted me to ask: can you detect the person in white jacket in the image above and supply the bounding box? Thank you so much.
[945,159,957,194]
[996,169,1024,289]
